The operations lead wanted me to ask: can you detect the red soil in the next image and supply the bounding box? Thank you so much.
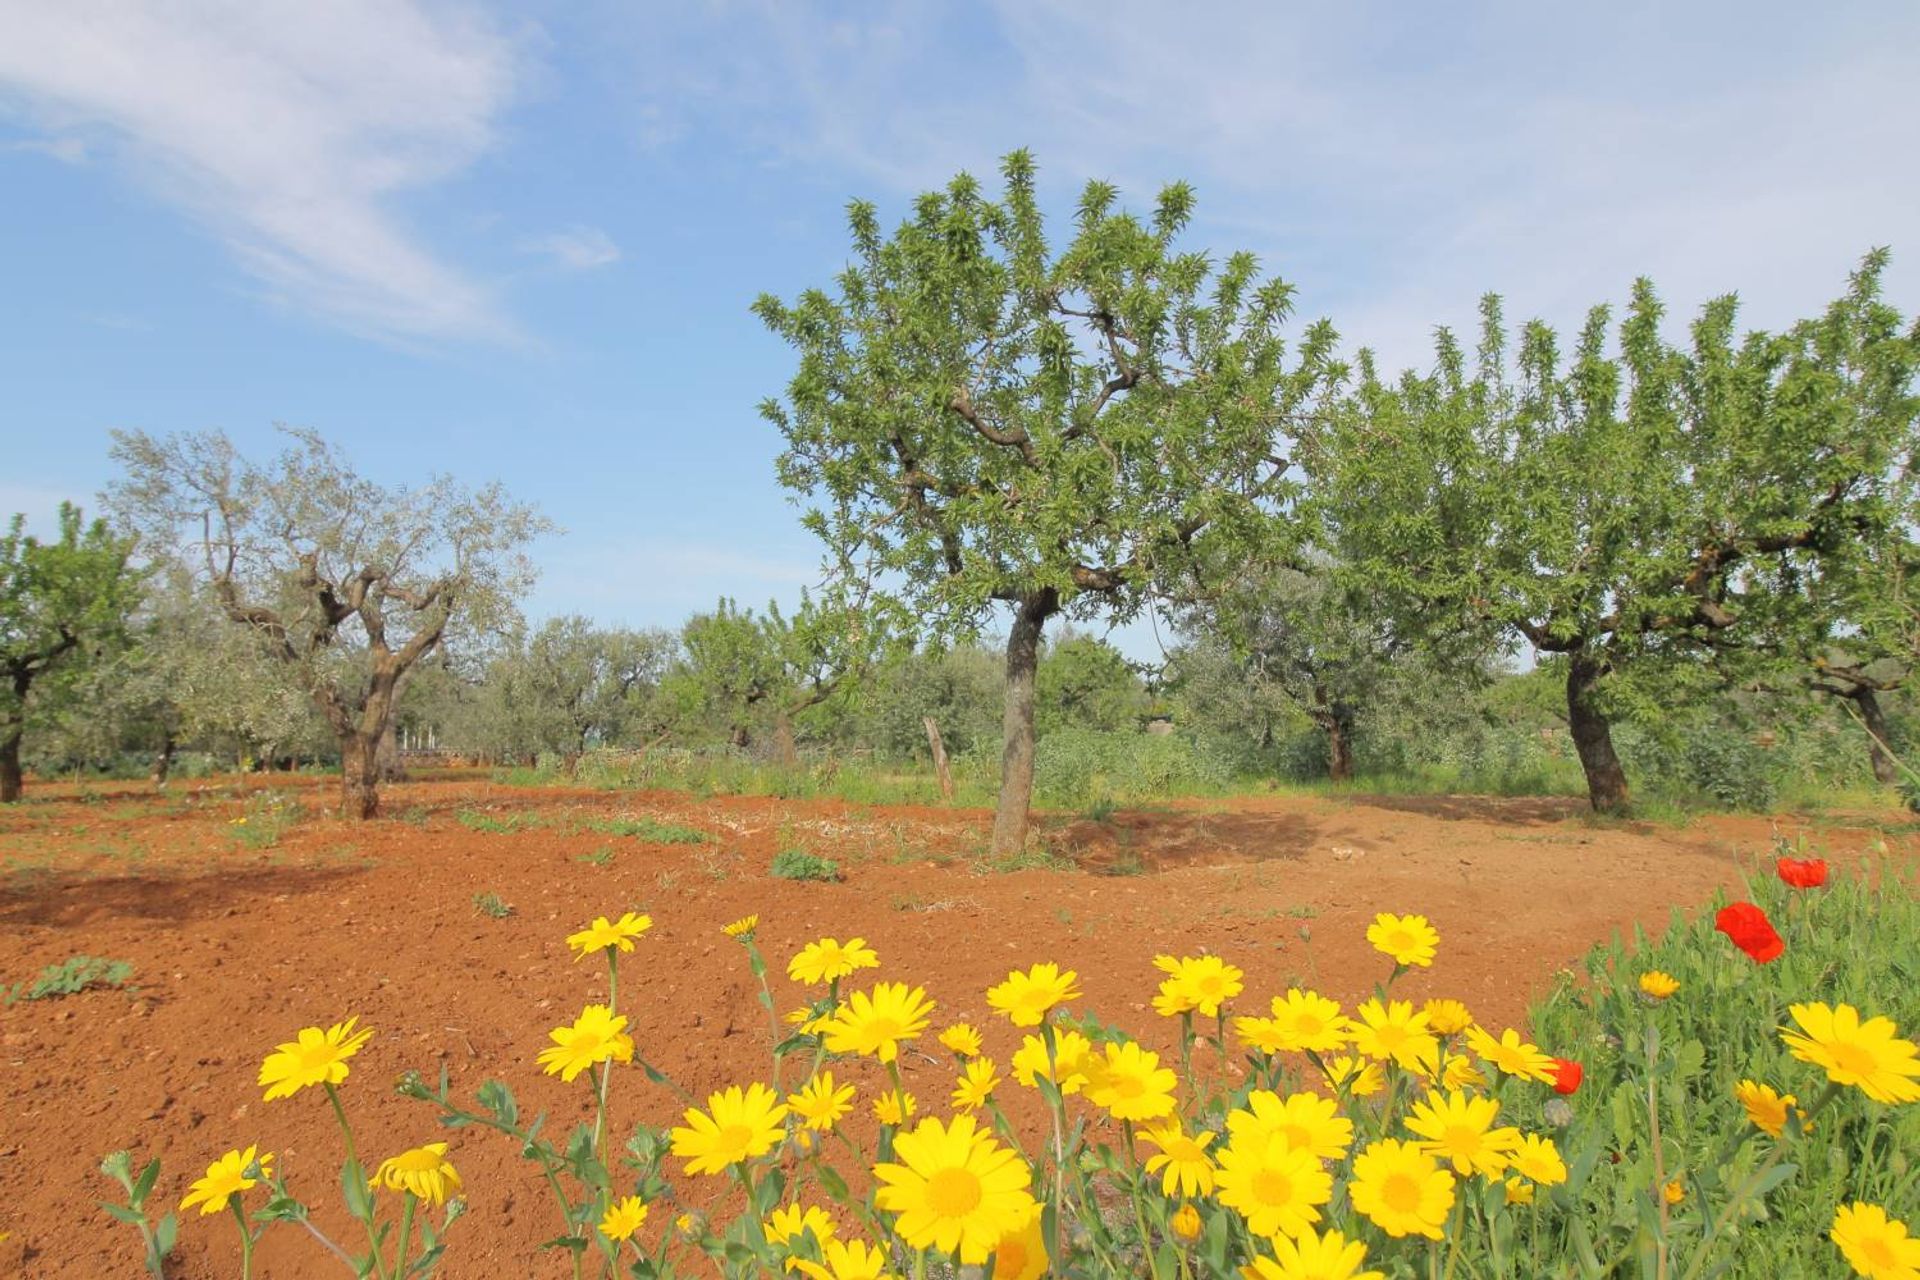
[0,773,1908,1277]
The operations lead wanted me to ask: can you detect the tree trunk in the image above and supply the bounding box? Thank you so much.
[1312,684,1355,783]
[924,716,955,801]
[773,711,799,767]
[990,590,1058,857]
[0,726,22,804]
[1851,686,1899,785]
[1567,652,1630,812]
[151,729,177,789]
[340,732,380,820]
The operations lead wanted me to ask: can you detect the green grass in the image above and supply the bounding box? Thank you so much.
[455,809,544,834]
[581,816,709,843]
[769,849,841,882]
[471,891,513,919]
[1508,843,1920,1276]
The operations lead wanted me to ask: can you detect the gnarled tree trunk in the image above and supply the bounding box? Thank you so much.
[1567,651,1630,812]
[1311,683,1356,783]
[990,589,1058,856]
[1849,686,1899,785]
[340,732,380,820]
[0,727,22,804]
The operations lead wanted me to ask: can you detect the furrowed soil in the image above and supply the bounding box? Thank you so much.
[1,772,1912,1277]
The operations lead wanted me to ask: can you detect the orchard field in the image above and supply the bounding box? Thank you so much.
[2,770,1916,1276]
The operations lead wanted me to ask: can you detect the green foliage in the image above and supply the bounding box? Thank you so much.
[768,849,841,882]
[11,954,133,1003]
[1037,631,1147,735]
[99,1150,176,1278]
[1035,729,1233,802]
[1521,850,1920,1275]
[229,789,302,848]
[1,502,142,799]
[455,809,541,834]
[471,891,513,919]
[582,815,708,843]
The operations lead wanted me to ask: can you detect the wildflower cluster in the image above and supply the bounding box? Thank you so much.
[131,851,1917,1278]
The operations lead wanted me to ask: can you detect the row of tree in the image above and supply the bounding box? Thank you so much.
[5,153,1916,848]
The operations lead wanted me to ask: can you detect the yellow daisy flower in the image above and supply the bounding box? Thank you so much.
[1663,1180,1686,1206]
[670,1083,789,1175]
[1084,1040,1178,1122]
[823,982,935,1064]
[1265,989,1353,1054]
[1214,1133,1332,1240]
[939,1023,983,1058]
[1503,1177,1534,1206]
[1234,1015,1290,1056]
[722,915,760,939]
[566,911,652,959]
[1139,1121,1216,1197]
[952,1057,1001,1115]
[537,1005,634,1082]
[1404,1089,1520,1179]
[1151,954,1245,1018]
[873,1115,1038,1264]
[873,1089,918,1127]
[787,1071,856,1132]
[1349,999,1438,1071]
[1011,1029,1093,1095]
[600,1195,648,1243]
[1243,1227,1384,1280]
[1367,912,1439,968]
[372,1142,462,1205]
[1226,1089,1353,1162]
[1322,1055,1385,1097]
[1780,1002,1920,1105]
[1832,1202,1920,1279]
[765,1202,837,1250]
[1638,970,1680,1000]
[1507,1133,1567,1186]
[179,1146,272,1216]
[985,962,1080,1027]
[259,1016,373,1101]
[1348,1138,1455,1239]
[788,937,880,985]
[983,1212,1048,1280]
[1412,1043,1486,1092]
[1422,999,1474,1036]
[792,1238,898,1280]
[1734,1080,1806,1138]
[1464,1025,1558,1084]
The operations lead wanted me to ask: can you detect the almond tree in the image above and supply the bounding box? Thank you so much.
[755,152,1337,851]
[0,503,139,801]
[108,427,547,818]
[1311,254,1918,810]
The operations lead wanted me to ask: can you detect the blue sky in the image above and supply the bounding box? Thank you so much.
[3,1,1916,655]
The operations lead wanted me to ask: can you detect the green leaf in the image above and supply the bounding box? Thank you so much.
[341,1159,374,1221]
[131,1157,162,1205]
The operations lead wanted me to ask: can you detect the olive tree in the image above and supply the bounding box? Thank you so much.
[1,503,140,800]
[1312,254,1917,810]
[108,427,547,818]
[756,152,1337,851]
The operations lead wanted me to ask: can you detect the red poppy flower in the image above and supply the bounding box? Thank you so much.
[1551,1057,1583,1095]
[1714,902,1784,963]
[1776,857,1828,889]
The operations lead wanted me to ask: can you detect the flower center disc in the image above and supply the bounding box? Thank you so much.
[1252,1169,1294,1206]
[1382,1172,1423,1213]
[720,1125,754,1156]
[1825,1041,1879,1079]
[926,1167,983,1217]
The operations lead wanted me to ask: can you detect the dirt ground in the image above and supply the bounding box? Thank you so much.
[1,772,1911,1277]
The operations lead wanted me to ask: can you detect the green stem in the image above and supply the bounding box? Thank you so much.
[1677,1081,1843,1280]
[324,1082,389,1280]
[393,1194,416,1278]
[229,1199,254,1280]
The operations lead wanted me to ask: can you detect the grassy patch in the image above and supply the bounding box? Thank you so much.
[455,809,543,834]
[582,816,708,843]
[471,891,513,919]
[769,849,841,882]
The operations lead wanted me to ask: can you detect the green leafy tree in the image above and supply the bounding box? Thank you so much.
[756,151,1337,851]
[1312,254,1918,810]
[1,503,139,801]
[467,617,677,761]
[108,427,548,818]
[1036,630,1146,737]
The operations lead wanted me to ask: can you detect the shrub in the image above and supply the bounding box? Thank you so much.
[769,849,840,882]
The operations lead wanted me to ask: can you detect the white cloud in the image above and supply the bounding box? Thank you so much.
[0,0,524,344]
[521,224,622,271]
[624,1,1920,369]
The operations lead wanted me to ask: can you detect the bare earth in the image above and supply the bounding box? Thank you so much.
[1,773,1909,1277]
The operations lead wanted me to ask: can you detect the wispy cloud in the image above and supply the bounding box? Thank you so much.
[521,224,622,271]
[0,0,524,344]
[623,1,1920,368]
